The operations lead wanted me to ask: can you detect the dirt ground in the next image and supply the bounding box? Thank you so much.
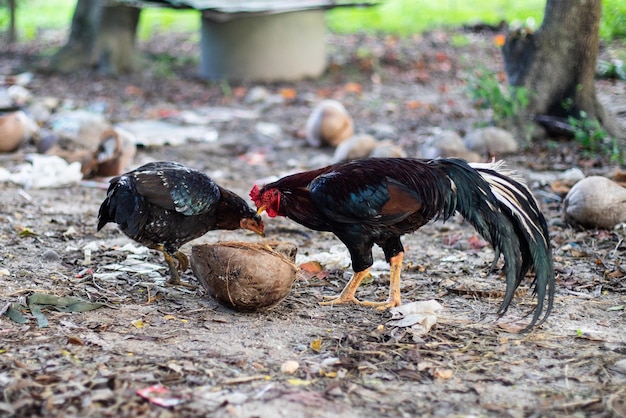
[1,27,625,418]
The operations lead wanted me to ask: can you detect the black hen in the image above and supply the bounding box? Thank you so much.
[251,157,554,330]
[98,161,265,286]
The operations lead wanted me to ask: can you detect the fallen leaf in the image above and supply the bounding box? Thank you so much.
[299,261,323,274]
[497,322,526,333]
[131,319,145,328]
[310,338,322,353]
[433,368,454,380]
[279,88,297,100]
[493,33,506,47]
[287,379,312,386]
[18,227,38,237]
[405,100,424,109]
[67,336,84,345]
[343,82,362,94]
[222,375,270,385]
[467,235,489,250]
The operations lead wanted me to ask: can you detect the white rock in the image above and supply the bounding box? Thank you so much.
[464,126,518,155]
[332,134,378,162]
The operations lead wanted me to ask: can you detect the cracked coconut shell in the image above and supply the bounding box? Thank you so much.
[191,241,298,312]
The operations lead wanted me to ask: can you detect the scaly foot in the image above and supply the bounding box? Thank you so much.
[165,274,196,289]
[360,298,402,311]
[320,295,362,306]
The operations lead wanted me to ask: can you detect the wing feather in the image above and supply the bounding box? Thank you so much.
[308,168,423,225]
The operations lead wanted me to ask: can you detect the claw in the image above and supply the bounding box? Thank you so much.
[152,245,196,289]
[360,298,401,310]
[319,295,362,306]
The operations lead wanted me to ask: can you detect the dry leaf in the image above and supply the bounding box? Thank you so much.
[433,368,454,380]
[310,338,322,353]
[131,319,145,329]
[493,34,506,47]
[343,82,362,94]
[299,261,323,274]
[405,100,423,109]
[287,379,312,386]
[280,88,297,100]
[67,336,84,346]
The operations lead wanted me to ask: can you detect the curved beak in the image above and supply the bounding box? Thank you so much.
[256,206,266,215]
[241,218,265,237]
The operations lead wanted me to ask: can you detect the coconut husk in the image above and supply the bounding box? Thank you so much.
[191,241,298,312]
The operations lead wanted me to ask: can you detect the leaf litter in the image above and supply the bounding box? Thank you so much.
[0,28,625,418]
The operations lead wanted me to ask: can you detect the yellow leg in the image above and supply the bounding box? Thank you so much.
[151,245,194,288]
[320,269,371,306]
[361,253,404,311]
[360,252,403,310]
[174,250,189,272]
[320,253,404,309]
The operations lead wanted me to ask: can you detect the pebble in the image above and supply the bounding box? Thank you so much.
[41,249,60,262]
[464,126,518,155]
[366,123,399,140]
[280,360,299,374]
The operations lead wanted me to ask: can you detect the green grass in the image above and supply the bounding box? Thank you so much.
[0,0,200,40]
[600,0,626,39]
[327,0,545,35]
[1,0,625,41]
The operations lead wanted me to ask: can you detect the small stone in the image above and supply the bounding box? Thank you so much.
[244,86,271,104]
[464,126,519,155]
[280,360,300,374]
[332,134,378,162]
[42,249,60,262]
[366,123,398,140]
[370,140,407,158]
[421,130,481,162]
[558,168,585,186]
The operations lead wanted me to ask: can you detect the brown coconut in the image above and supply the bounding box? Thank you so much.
[563,176,626,229]
[305,100,354,148]
[0,111,37,153]
[83,128,137,178]
[191,241,298,312]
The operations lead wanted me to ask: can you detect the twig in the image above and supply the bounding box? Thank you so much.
[547,397,602,411]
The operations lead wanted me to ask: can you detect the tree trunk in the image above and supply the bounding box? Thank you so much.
[502,0,623,141]
[48,0,141,75]
[7,0,16,43]
[94,5,141,74]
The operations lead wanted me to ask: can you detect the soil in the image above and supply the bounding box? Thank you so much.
[1,27,625,418]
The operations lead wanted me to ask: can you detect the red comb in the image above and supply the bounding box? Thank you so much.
[249,184,261,201]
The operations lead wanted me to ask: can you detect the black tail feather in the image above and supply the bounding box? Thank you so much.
[438,159,554,331]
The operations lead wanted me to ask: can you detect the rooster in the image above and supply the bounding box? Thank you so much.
[250,158,554,330]
[98,161,265,286]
